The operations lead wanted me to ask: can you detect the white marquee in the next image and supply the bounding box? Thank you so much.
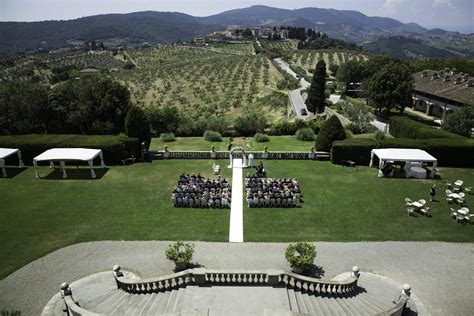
[369,148,438,178]
[0,148,25,177]
[33,148,106,179]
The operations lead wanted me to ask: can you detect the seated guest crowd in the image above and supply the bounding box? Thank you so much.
[172,173,231,208]
[245,174,301,208]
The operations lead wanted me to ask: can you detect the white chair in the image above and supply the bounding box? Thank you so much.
[418,199,426,206]
[445,189,452,195]
[419,207,429,216]
[407,206,415,216]
[464,187,472,195]
[405,198,413,205]
[458,192,465,198]
[446,196,453,204]
[456,214,465,223]
[445,181,452,188]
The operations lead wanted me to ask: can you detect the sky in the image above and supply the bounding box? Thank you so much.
[0,0,472,32]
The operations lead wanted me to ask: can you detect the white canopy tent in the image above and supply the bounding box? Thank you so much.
[0,148,25,177]
[369,148,438,179]
[33,148,106,179]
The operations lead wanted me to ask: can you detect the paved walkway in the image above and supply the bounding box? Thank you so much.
[229,158,243,242]
[1,241,473,315]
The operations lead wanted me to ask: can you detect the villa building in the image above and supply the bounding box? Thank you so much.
[412,69,474,119]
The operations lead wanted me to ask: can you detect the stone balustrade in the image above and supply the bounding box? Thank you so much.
[151,150,330,161]
[61,267,412,316]
[113,266,359,297]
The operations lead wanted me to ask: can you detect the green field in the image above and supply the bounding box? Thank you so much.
[1,160,473,278]
[291,49,369,74]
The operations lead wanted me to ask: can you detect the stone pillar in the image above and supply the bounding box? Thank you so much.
[426,102,433,116]
[193,268,207,286]
[351,266,360,278]
[267,270,281,286]
[402,284,411,297]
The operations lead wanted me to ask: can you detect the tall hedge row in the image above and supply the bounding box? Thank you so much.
[331,138,474,167]
[389,116,461,139]
[0,134,140,165]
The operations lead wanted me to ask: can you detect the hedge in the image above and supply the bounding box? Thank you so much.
[332,138,474,167]
[0,134,140,165]
[389,116,461,139]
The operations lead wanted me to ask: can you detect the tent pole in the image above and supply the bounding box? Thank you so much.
[99,152,106,168]
[431,161,438,178]
[88,160,96,178]
[369,150,374,167]
[60,161,67,179]
[18,150,25,168]
[34,161,40,178]
[0,159,6,177]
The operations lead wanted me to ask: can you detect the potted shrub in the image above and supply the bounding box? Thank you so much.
[285,242,316,274]
[165,241,195,271]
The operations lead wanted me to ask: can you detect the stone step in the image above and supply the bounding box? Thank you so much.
[140,291,172,315]
[134,292,157,316]
[164,288,180,313]
[321,297,347,315]
[90,289,128,314]
[347,293,390,314]
[301,293,316,315]
[286,289,298,312]
[293,291,308,314]
[103,292,136,315]
[180,286,196,310]
[120,294,151,315]
[330,296,362,316]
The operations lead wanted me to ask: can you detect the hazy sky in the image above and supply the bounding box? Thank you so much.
[0,0,472,32]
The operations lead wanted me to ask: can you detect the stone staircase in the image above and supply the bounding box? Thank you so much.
[45,268,414,316]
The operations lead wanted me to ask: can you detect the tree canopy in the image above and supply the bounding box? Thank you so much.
[443,106,474,137]
[0,76,132,135]
[367,62,414,115]
[306,60,327,114]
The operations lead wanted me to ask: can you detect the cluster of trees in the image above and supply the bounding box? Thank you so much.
[336,55,414,115]
[298,37,360,51]
[234,28,253,38]
[0,77,132,135]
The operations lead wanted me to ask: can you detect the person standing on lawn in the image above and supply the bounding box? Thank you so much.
[430,184,436,202]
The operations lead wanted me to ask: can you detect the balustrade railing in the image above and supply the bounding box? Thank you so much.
[113,267,358,297]
[152,150,330,160]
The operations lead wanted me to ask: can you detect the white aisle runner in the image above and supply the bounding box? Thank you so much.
[229,158,244,242]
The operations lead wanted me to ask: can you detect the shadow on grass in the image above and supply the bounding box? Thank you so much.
[0,168,27,179]
[42,168,109,180]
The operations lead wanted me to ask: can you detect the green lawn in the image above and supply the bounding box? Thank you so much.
[0,160,473,279]
[150,136,315,152]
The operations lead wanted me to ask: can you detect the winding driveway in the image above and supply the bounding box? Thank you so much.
[274,58,311,121]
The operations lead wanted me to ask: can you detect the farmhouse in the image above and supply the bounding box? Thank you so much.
[412,69,474,119]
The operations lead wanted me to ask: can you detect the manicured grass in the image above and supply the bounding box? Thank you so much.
[244,161,474,242]
[150,137,230,151]
[1,160,473,279]
[150,136,315,152]
[0,160,232,279]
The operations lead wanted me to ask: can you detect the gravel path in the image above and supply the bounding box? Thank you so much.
[0,241,473,315]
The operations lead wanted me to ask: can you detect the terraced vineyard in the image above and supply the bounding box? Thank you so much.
[115,44,286,120]
[291,50,369,74]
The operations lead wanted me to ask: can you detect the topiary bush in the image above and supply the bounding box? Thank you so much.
[315,115,346,151]
[285,242,316,273]
[165,241,195,271]
[254,133,270,143]
[295,127,316,141]
[204,130,223,142]
[160,133,176,142]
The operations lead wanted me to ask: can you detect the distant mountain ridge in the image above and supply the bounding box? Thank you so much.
[0,5,463,54]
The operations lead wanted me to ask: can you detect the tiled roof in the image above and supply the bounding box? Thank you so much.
[413,69,474,106]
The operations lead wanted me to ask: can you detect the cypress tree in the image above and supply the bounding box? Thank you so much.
[306,60,327,114]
